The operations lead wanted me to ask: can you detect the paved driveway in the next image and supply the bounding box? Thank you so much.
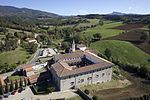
[3,87,34,100]
[3,87,78,100]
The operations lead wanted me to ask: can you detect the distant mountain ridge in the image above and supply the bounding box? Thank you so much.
[0,5,60,18]
[108,11,141,15]
[108,11,126,15]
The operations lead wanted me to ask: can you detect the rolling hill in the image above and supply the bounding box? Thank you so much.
[90,40,150,66]
[0,5,60,18]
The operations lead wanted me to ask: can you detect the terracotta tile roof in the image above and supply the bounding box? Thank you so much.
[65,59,82,64]
[28,72,49,83]
[21,64,33,69]
[0,75,5,86]
[51,51,114,78]
[25,67,33,72]
[28,74,40,83]
[54,51,84,61]
[52,61,114,78]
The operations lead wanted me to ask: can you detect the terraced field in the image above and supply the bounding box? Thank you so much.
[112,24,145,30]
[83,22,124,38]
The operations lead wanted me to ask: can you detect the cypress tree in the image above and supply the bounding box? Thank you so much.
[19,78,23,89]
[9,80,14,92]
[27,78,30,85]
[0,82,4,95]
[24,78,27,87]
[15,80,18,90]
[5,82,9,93]
[104,48,112,59]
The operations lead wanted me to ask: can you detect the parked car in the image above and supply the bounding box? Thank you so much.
[18,88,23,93]
[0,96,3,100]
[3,93,10,98]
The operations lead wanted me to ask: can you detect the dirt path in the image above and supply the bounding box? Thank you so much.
[96,70,150,100]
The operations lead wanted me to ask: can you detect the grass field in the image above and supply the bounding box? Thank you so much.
[0,47,31,65]
[81,79,131,95]
[83,22,124,38]
[8,75,21,81]
[7,28,32,34]
[90,40,150,66]
[77,19,99,28]
[67,96,83,100]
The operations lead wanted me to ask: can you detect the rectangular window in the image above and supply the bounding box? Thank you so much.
[102,73,105,77]
[70,82,74,86]
[87,77,92,80]
[96,75,99,78]
[81,79,84,83]
[69,76,72,78]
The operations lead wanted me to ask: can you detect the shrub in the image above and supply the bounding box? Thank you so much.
[47,86,55,93]
[104,48,112,59]
[84,89,90,95]
[92,95,99,100]
[148,59,150,63]
[113,69,120,76]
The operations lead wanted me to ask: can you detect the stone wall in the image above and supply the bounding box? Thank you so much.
[60,67,112,91]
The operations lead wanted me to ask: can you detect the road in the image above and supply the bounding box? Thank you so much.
[27,48,43,64]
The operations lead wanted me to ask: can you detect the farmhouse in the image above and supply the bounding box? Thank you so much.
[50,50,114,91]
[21,63,48,84]
[25,38,37,43]
[38,48,57,58]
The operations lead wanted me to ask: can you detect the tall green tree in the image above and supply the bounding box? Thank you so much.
[5,82,9,93]
[99,19,104,26]
[15,80,18,90]
[24,78,27,87]
[0,82,4,95]
[104,48,112,59]
[9,80,14,92]
[19,78,23,89]
[140,32,150,43]
[93,33,102,40]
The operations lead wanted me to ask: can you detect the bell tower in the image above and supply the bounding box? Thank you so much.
[72,40,75,52]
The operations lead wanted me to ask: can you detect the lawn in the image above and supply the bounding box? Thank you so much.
[81,78,131,95]
[7,28,32,34]
[83,22,124,38]
[31,80,55,94]
[0,47,31,65]
[67,96,83,100]
[77,19,99,28]
[8,75,21,81]
[90,40,150,66]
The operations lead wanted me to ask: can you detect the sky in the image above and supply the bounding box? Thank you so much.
[0,0,150,15]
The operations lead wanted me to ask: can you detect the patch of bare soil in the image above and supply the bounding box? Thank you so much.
[135,43,150,54]
[106,31,150,54]
[96,70,150,100]
[112,24,145,30]
[107,31,143,42]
